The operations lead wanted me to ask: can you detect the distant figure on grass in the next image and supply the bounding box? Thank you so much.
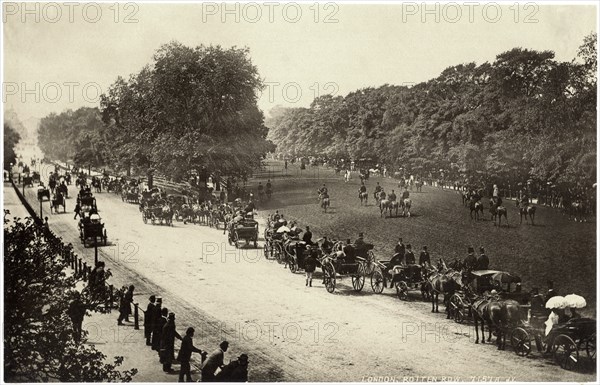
[117,285,135,325]
[178,327,207,382]
[201,341,229,382]
[215,353,249,382]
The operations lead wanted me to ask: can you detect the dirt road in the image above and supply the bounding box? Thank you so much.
[15,174,596,382]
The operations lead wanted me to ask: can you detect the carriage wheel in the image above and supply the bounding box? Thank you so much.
[510,327,532,356]
[274,244,283,263]
[323,263,336,293]
[254,238,258,248]
[289,258,298,274]
[454,308,466,324]
[586,333,596,363]
[553,335,579,370]
[234,232,240,249]
[365,250,376,275]
[370,269,385,294]
[143,213,148,224]
[396,281,409,300]
[352,263,366,291]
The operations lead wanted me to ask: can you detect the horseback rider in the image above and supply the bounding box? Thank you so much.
[401,187,410,200]
[492,184,499,198]
[374,182,382,199]
[257,182,264,196]
[318,184,328,196]
[388,189,397,202]
[520,190,529,207]
[378,188,386,201]
[266,179,272,195]
[358,183,367,198]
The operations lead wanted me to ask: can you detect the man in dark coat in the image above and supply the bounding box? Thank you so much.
[201,341,229,382]
[160,312,182,372]
[144,295,156,346]
[476,247,489,270]
[302,226,313,245]
[156,307,169,357]
[117,285,135,325]
[151,299,164,351]
[404,244,416,265]
[215,354,249,382]
[463,247,477,272]
[67,292,87,343]
[178,327,207,382]
[419,246,431,267]
[304,245,317,287]
[394,238,405,257]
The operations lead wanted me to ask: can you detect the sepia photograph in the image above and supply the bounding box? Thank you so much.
[2,1,598,383]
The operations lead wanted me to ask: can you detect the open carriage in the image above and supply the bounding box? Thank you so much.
[77,190,97,210]
[510,317,596,370]
[79,213,107,247]
[37,186,51,201]
[320,252,369,294]
[228,218,259,248]
[371,262,427,300]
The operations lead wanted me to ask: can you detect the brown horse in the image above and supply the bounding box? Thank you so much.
[518,203,536,225]
[489,199,508,226]
[469,199,484,220]
[426,260,464,315]
[472,297,522,348]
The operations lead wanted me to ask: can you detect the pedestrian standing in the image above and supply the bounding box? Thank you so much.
[144,295,156,346]
[477,247,489,270]
[304,245,317,287]
[67,292,87,343]
[419,246,431,267]
[156,307,169,358]
[178,327,207,382]
[151,298,163,351]
[117,285,135,325]
[201,341,229,382]
[160,312,182,372]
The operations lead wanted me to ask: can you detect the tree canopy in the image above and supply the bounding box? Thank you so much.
[267,33,597,191]
[4,122,21,170]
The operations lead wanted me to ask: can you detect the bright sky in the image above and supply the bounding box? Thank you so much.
[2,1,598,126]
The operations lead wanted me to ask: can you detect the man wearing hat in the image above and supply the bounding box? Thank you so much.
[476,247,489,270]
[151,299,163,351]
[178,327,207,382]
[144,295,156,346]
[463,247,477,272]
[160,312,182,372]
[419,246,431,267]
[215,353,249,382]
[201,341,229,382]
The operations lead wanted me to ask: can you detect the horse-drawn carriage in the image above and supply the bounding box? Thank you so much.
[77,190,97,210]
[121,186,139,204]
[168,194,192,223]
[142,200,173,226]
[22,175,34,187]
[37,186,51,201]
[371,262,428,300]
[320,251,370,293]
[79,212,107,247]
[228,218,259,248]
[510,316,596,370]
[31,171,40,184]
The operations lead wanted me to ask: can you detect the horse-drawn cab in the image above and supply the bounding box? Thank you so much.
[79,212,107,247]
[77,190,97,210]
[31,171,41,184]
[50,191,66,213]
[227,217,259,249]
[22,175,34,187]
[37,185,51,201]
[469,270,524,300]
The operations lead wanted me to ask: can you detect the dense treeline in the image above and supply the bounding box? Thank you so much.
[267,34,597,193]
[4,123,21,170]
[37,42,272,181]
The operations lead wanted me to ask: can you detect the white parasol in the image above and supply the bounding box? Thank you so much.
[276,226,290,233]
[564,294,587,309]
[545,295,568,309]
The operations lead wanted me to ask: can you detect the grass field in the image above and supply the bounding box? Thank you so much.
[250,160,597,315]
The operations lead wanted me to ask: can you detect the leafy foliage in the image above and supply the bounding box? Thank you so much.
[4,123,21,169]
[267,34,597,192]
[3,214,137,382]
